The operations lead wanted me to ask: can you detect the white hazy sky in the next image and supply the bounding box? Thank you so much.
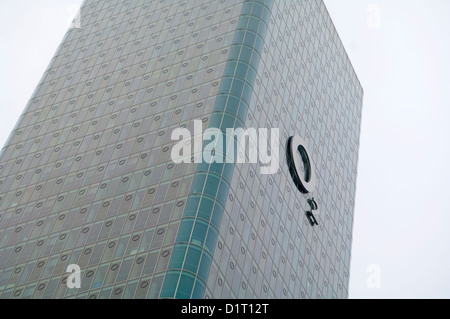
[1,1,450,299]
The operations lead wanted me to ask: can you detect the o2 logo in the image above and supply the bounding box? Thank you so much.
[286,136,319,226]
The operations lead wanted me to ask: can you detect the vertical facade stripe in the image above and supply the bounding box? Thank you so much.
[160,0,274,299]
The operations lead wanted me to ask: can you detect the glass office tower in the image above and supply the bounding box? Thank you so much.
[0,0,363,299]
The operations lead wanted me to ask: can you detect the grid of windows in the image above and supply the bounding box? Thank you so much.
[160,0,274,299]
[0,0,245,299]
[0,0,363,299]
[204,0,363,299]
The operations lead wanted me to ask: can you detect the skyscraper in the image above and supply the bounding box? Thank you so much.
[0,0,363,299]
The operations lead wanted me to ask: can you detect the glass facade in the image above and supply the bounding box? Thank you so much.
[203,0,363,299]
[0,0,362,299]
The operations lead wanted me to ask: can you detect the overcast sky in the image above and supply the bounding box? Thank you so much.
[324,0,450,298]
[1,1,450,299]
